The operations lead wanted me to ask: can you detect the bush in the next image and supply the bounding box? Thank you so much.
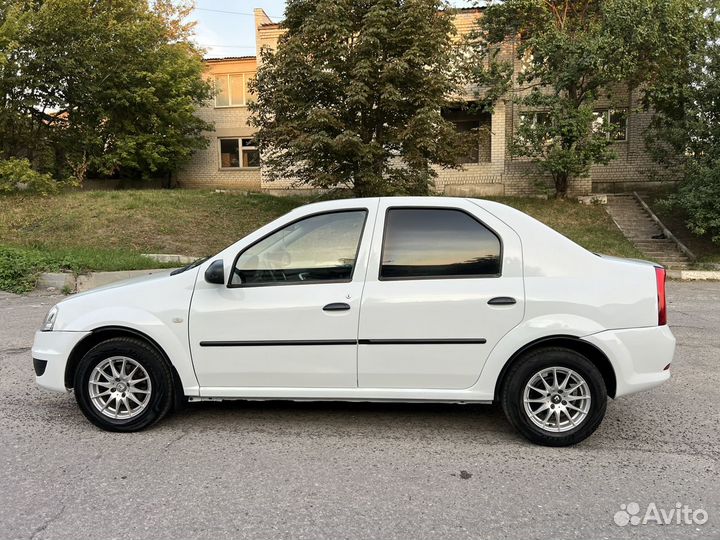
[666,161,720,245]
[0,158,59,195]
[0,247,60,293]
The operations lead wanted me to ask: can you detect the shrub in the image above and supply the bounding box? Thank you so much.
[0,158,59,195]
[666,161,720,244]
[0,247,58,293]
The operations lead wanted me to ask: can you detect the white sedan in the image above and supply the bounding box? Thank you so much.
[32,197,675,446]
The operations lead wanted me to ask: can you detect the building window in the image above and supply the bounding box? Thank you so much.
[441,108,492,164]
[592,109,628,141]
[519,111,552,128]
[219,138,260,168]
[214,73,254,107]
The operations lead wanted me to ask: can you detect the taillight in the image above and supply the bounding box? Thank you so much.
[655,266,667,326]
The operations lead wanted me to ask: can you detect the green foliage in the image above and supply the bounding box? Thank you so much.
[250,0,472,196]
[0,246,58,293]
[666,163,720,243]
[0,158,58,195]
[652,16,720,244]
[510,96,616,196]
[0,0,213,181]
[475,0,707,197]
[0,244,177,293]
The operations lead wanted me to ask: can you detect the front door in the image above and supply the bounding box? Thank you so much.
[189,203,377,391]
[357,199,524,390]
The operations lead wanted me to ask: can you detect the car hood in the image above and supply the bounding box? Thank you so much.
[70,269,178,299]
[50,266,201,332]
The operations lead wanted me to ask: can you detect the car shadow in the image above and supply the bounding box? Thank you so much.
[163,399,516,442]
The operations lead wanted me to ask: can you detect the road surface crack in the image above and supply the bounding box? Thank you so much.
[28,504,66,540]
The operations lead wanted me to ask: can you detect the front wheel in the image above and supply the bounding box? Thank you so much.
[74,337,174,432]
[501,347,607,446]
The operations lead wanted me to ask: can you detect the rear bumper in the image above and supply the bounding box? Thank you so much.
[32,330,91,392]
[582,325,675,398]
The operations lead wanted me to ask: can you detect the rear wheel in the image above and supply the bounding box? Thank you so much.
[501,347,607,446]
[74,337,174,432]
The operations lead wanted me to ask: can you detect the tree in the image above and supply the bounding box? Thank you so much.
[646,9,720,243]
[474,0,708,198]
[250,0,472,197]
[0,0,213,183]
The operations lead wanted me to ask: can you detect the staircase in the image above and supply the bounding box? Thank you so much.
[605,193,691,269]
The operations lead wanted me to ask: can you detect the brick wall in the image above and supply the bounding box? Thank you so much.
[176,57,262,190]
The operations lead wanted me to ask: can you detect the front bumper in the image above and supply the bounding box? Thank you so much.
[32,330,91,392]
[582,325,675,398]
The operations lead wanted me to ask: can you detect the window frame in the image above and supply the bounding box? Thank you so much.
[592,109,628,142]
[213,73,253,108]
[218,137,260,170]
[377,206,504,282]
[227,209,370,289]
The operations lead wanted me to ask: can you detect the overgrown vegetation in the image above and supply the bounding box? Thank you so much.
[645,7,720,245]
[0,245,171,293]
[473,0,710,198]
[0,190,641,292]
[0,158,63,195]
[0,0,213,183]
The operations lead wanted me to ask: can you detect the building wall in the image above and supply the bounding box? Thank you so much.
[176,58,261,190]
[178,7,664,196]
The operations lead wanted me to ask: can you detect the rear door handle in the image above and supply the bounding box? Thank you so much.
[323,302,351,312]
[488,297,517,306]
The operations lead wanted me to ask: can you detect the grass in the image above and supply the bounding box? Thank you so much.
[489,197,644,260]
[0,189,641,293]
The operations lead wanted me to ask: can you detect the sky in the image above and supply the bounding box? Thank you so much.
[189,0,478,58]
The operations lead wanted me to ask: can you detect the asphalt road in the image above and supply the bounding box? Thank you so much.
[0,282,718,540]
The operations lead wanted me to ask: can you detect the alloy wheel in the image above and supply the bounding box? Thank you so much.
[88,356,152,420]
[522,367,591,433]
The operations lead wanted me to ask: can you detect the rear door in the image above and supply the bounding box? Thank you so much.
[357,198,524,389]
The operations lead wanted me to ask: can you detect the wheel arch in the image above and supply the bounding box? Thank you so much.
[493,335,617,401]
[65,326,185,403]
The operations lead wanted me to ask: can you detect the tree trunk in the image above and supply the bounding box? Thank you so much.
[554,173,569,198]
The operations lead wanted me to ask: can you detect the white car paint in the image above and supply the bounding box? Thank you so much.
[33,197,674,406]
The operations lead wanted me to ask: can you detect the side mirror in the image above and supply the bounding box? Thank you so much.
[204,260,225,285]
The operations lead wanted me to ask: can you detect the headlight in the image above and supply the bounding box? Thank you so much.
[41,306,59,332]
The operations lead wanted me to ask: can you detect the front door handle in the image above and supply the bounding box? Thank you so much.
[488,296,517,306]
[323,302,351,312]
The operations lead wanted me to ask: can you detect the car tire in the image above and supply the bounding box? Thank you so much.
[74,337,174,432]
[501,347,607,446]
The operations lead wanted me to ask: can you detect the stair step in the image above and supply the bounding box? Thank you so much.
[606,196,689,266]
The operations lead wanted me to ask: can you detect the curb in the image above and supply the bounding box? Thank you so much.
[667,269,720,281]
[142,253,198,264]
[36,268,178,294]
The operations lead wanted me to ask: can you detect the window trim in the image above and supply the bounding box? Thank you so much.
[214,73,253,108]
[227,209,370,289]
[593,109,628,142]
[218,137,260,170]
[377,206,504,282]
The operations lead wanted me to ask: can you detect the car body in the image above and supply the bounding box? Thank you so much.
[32,197,675,445]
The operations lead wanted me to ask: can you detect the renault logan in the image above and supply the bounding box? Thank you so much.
[32,197,675,446]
